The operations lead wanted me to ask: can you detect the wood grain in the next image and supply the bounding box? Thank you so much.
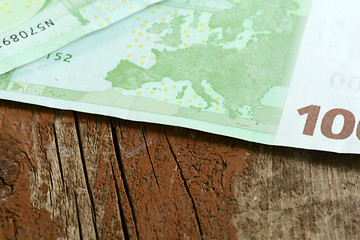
[1,100,360,239]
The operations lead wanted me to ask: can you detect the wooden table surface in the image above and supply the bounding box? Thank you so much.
[1,100,360,239]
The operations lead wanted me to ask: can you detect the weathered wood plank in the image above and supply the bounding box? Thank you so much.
[53,110,97,240]
[230,147,360,239]
[76,113,136,239]
[113,120,202,239]
[0,101,126,239]
[0,102,66,239]
[164,126,252,239]
[2,100,360,239]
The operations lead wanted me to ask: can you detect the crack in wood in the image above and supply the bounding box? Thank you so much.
[48,169,53,207]
[53,124,66,190]
[218,154,226,193]
[23,152,36,173]
[111,163,130,240]
[13,219,18,239]
[141,124,160,188]
[74,113,99,240]
[0,175,6,187]
[74,192,84,240]
[53,122,71,238]
[110,119,140,239]
[164,129,204,239]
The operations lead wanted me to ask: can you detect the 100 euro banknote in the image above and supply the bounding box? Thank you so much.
[1,0,359,153]
[0,0,162,74]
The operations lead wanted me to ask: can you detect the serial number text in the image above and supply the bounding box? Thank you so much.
[0,19,55,49]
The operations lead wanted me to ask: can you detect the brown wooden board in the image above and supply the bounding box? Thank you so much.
[1,100,360,239]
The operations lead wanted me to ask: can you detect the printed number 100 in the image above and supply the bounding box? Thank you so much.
[298,105,360,140]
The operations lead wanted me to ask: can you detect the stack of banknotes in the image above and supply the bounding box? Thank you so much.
[1,0,358,153]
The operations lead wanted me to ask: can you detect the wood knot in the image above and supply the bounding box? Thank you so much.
[0,138,23,199]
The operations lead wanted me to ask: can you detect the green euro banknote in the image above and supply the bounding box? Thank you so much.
[1,0,359,153]
[0,0,162,75]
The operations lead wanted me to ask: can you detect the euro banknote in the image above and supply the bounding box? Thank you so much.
[1,0,359,153]
[0,0,162,75]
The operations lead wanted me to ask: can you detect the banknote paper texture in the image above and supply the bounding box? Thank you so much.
[0,0,162,74]
[276,0,360,153]
[1,0,358,153]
